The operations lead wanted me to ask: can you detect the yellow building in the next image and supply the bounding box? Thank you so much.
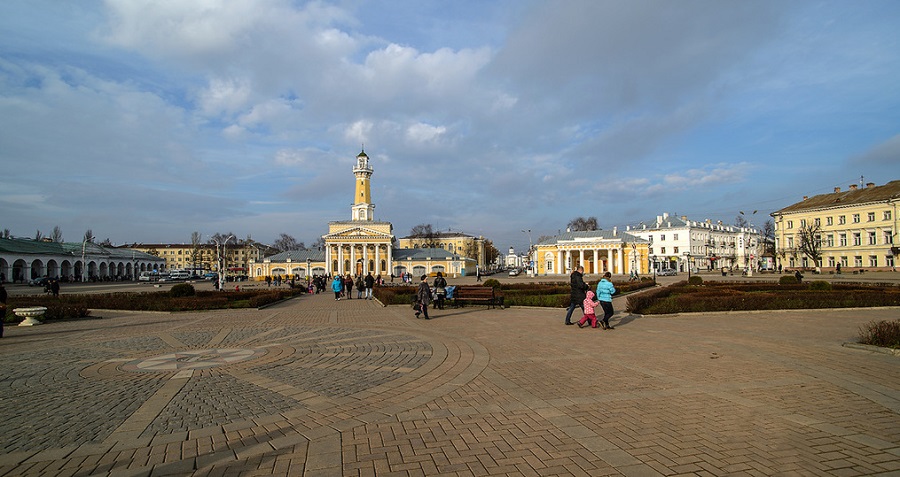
[534,229,650,276]
[398,231,486,268]
[771,180,899,271]
[128,242,266,274]
[251,149,478,280]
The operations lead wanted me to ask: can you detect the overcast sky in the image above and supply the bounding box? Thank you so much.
[2,0,899,253]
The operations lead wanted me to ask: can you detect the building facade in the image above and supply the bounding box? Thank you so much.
[128,241,269,275]
[771,181,899,271]
[534,229,650,276]
[624,213,766,272]
[0,237,165,283]
[398,231,487,268]
[250,150,477,280]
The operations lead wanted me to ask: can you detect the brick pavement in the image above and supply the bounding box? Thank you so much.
[0,290,898,476]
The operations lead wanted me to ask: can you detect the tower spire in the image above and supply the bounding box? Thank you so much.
[351,149,375,221]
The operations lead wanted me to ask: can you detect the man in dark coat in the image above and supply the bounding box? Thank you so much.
[564,266,590,325]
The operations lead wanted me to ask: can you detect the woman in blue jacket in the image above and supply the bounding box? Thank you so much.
[595,272,616,330]
[331,275,344,300]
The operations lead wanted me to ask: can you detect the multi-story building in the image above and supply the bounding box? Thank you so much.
[398,231,487,268]
[250,150,478,280]
[771,181,899,271]
[624,213,766,273]
[128,241,270,274]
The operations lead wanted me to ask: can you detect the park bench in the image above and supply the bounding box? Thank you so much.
[450,286,503,309]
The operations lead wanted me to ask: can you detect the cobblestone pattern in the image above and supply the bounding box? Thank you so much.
[0,347,167,453]
[140,370,304,437]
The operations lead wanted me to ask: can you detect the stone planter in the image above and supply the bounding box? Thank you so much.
[14,306,47,326]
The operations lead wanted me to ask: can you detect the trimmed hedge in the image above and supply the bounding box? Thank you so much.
[3,288,304,322]
[627,281,900,314]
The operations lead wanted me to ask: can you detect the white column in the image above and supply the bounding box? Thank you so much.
[364,244,370,274]
[350,244,356,275]
[578,249,584,272]
[387,245,393,277]
[593,249,599,275]
[557,250,564,274]
[374,245,380,275]
[565,250,571,273]
[617,247,625,275]
[338,244,344,274]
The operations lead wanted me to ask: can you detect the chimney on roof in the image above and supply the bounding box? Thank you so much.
[866,182,875,188]
[834,187,840,193]
[849,184,857,190]
[612,226,617,236]
[663,212,669,219]
[681,215,687,221]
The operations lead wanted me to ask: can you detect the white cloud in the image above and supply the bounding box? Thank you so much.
[405,122,447,144]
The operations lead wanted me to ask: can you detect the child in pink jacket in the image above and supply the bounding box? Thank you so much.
[578,290,600,328]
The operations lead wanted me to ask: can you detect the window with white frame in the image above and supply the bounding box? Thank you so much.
[827,256,835,267]
[868,231,877,245]
[887,255,895,268]
[814,218,820,226]
[885,210,892,221]
[869,256,878,267]
[854,256,863,267]
[885,229,893,244]
[868,212,875,222]
[826,234,834,247]
[787,220,793,229]
[826,216,833,226]
[840,256,848,267]
[853,214,860,223]
[839,233,847,246]
[853,233,861,246]
[800,219,807,227]
[838,215,846,225]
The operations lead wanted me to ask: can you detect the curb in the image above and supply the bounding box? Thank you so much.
[842,342,900,356]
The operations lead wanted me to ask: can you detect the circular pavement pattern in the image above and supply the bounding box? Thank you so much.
[121,348,268,372]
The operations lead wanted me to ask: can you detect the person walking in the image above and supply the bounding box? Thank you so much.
[794,270,803,283]
[433,272,447,310]
[364,272,375,300]
[577,290,600,328]
[331,275,344,300]
[596,271,617,330]
[50,278,60,297]
[344,274,354,299]
[355,275,365,299]
[415,274,431,319]
[564,266,589,325]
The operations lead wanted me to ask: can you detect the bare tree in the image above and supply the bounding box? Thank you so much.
[50,225,64,242]
[190,231,203,272]
[567,217,598,231]
[273,233,302,252]
[2,229,9,239]
[83,229,94,243]
[483,240,500,267]
[409,224,439,247]
[207,232,236,245]
[99,238,113,246]
[797,223,823,267]
[762,220,776,255]
[734,214,749,228]
[35,229,43,241]
[311,236,326,249]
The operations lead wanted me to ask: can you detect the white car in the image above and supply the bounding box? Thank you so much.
[508,269,520,277]
[657,269,677,276]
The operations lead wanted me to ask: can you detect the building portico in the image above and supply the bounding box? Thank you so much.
[535,229,649,276]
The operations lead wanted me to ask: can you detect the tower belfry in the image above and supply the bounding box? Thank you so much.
[351,149,375,221]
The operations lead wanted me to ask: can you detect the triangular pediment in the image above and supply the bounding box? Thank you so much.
[324,226,393,240]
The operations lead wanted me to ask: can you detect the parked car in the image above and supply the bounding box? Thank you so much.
[203,272,218,280]
[29,276,50,287]
[508,269,520,277]
[657,268,677,276]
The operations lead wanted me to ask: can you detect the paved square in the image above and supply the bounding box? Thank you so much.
[0,291,898,476]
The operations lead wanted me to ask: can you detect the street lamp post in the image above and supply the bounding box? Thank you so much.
[651,255,657,283]
[81,235,94,283]
[521,229,533,276]
[684,251,691,282]
[213,234,235,290]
